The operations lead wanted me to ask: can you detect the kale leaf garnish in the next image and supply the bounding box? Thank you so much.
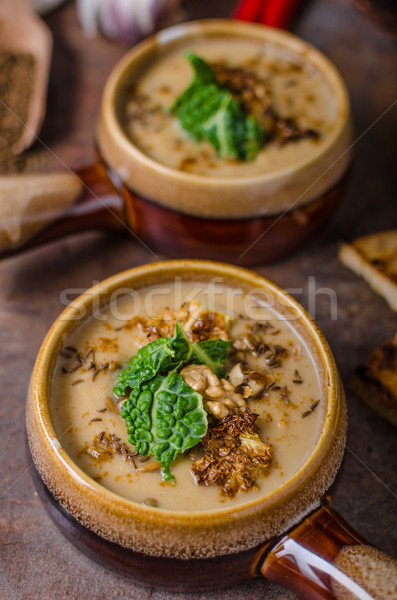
[170,51,264,161]
[151,372,207,481]
[116,322,230,482]
[190,337,230,377]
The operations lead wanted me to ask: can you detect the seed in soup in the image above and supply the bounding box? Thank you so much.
[51,283,323,511]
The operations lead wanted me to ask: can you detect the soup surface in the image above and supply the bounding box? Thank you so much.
[121,35,336,177]
[51,281,324,511]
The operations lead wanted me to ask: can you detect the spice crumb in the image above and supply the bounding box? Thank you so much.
[137,455,150,463]
[293,369,303,384]
[302,399,320,418]
[142,498,159,507]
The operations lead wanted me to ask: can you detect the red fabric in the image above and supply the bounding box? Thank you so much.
[232,0,265,21]
[232,0,304,29]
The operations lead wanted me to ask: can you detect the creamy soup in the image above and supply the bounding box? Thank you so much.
[120,35,336,177]
[51,282,324,511]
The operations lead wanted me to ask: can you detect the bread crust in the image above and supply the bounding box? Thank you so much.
[350,337,397,426]
[339,230,397,312]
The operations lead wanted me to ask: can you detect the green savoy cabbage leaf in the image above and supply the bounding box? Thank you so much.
[115,321,230,481]
[151,371,207,482]
[120,376,162,456]
[170,51,264,161]
[113,322,190,397]
[190,337,230,377]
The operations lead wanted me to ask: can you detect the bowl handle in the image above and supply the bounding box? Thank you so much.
[0,163,126,259]
[258,501,397,599]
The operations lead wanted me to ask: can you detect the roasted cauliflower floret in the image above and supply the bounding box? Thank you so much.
[191,409,272,497]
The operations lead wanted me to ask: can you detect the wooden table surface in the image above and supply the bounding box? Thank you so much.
[1,1,396,598]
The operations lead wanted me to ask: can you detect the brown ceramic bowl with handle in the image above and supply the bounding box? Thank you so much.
[26,260,397,599]
[1,20,352,265]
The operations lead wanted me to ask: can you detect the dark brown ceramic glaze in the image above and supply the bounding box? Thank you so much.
[261,504,369,599]
[28,445,395,598]
[122,169,348,265]
[0,160,348,265]
[29,450,260,591]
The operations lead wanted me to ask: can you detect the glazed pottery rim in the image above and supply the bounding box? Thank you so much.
[30,259,341,525]
[101,18,350,188]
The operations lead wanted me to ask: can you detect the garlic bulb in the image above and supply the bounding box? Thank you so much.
[77,0,181,44]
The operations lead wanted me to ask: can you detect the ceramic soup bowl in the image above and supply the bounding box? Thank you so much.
[26,260,396,598]
[1,20,352,264]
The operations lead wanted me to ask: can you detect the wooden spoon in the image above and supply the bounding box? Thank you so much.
[0,0,52,154]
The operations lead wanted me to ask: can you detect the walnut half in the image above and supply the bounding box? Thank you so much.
[180,364,247,420]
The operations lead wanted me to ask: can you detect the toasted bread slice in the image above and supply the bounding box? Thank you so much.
[339,230,397,312]
[350,336,397,426]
